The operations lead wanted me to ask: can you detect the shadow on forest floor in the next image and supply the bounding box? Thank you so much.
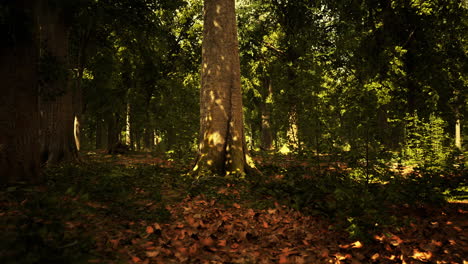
[0,151,466,263]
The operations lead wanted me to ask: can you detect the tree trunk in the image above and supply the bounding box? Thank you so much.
[38,3,77,165]
[287,107,299,150]
[0,0,42,184]
[74,115,81,151]
[193,0,255,176]
[96,117,107,149]
[72,76,83,152]
[455,116,462,150]
[260,78,273,150]
[125,102,131,147]
[107,114,121,154]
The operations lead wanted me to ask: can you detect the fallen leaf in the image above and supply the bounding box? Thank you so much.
[201,237,214,247]
[131,256,142,263]
[351,241,363,248]
[109,239,120,248]
[279,254,289,264]
[189,243,199,255]
[411,249,432,261]
[176,247,188,255]
[334,253,351,260]
[146,251,159,257]
[146,226,154,234]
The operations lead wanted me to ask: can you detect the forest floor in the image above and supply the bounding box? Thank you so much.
[1,151,467,264]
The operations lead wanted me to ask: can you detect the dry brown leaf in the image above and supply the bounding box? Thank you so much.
[351,241,363,248]
[201,237,214,247]
[279,254,289,264]
[146,251,159,257]
[217,239,227,247]
[189,243,199,255]
[268,208,277,214]
[411,249,432,261]
[176,247,188,255]
[146,226,154,234]
[131,256,142,263]
[334,253,350,260]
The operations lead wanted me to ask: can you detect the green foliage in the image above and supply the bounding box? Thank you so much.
[248,160,459,240]
[402,113,451,169]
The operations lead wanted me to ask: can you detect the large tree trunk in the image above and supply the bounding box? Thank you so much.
[38,3,77,165]
[0,0,42,184]
[193,0,255,176]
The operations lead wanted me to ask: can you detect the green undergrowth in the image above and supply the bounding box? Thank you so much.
[246,161,466,240]
[184,158,466,240]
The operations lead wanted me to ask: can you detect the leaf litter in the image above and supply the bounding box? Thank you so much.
[0,153,466,264]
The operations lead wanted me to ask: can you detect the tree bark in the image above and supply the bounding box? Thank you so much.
[193,0,256,176]
[38,3,77,165]
[106,114,121,154]
[455,116,462,150]
[0,0,42,184]
[125,102,131,147]
[260,78,273,150]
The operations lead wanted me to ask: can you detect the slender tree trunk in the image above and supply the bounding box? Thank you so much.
[455,116,462,150]
[143,128,152,151]
[167,126,176,151]
[193,0,256,176]
[0,0,42,184]
[125,102,131,146]
[107,114,121,154]
[96,118,107,149]
[260,78,273,150]
[72,78,83,152]
[71,16,92,153]
[287,107,299,150]
[38,3,77,165]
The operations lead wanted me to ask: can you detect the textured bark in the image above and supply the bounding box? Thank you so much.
[38,3,77,165]
[40,92,77,164]
[193,0,255,176]
[0,0,42,184]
